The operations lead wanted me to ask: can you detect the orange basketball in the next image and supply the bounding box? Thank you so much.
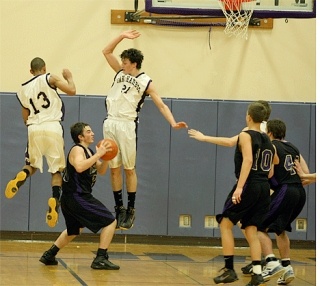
[97,139,118,161]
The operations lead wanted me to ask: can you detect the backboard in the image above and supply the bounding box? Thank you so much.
[145,0,316,18]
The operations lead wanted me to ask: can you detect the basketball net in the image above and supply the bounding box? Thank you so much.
[218,0,256,39]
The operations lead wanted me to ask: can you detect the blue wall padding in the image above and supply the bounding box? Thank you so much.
[0,93,315,240]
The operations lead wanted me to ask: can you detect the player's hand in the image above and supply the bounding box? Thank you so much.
[301,178,312,186]
[96,140,112,158]
[294,159,304,176]
[62,69,72,80]
[172,122,188,129]
[188,129,205,141]
[122,30,141,39]
[232,188,242,204]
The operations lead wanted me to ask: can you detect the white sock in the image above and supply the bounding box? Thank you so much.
[252,264,262,275]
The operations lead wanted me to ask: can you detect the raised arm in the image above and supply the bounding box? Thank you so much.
[147,82,188,129]
[102,30,141,73]
[49,69,76,95]
[188,129,238,147]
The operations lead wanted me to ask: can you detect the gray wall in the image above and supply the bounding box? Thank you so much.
[0,93,316,240]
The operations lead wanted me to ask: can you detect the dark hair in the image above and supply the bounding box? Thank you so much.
[267,119,286,140]
[257,100,271,121]
[120,48,144,69]
[247,102,267,123]
[70,122,89,143]
[30,57,45,72]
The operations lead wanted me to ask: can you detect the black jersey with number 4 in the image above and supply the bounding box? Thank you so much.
[269,140,302,189]
[234,130,274,182]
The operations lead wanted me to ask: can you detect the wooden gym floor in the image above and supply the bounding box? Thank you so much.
[0,233,316,286]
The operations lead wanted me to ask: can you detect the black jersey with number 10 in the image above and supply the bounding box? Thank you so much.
[234,130,275,182]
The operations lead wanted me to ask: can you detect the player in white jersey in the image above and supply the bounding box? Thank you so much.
[5,57,76,228]
[102,30,188,230]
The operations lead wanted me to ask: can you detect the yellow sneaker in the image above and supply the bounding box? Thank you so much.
[46,198,59,228]
[5,171,27,199]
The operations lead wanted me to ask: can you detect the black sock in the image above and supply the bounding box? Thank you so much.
[224,255,234,270]
[52,186,61,200]
[266,256,278,263]
[97,248,107,257]
[22,168,30,177]
[127,192,136,209]
[113,190,123,207]
[282,259,291,267]
[48,244,60,256]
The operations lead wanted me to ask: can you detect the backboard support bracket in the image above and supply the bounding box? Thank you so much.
[111,10,273,29]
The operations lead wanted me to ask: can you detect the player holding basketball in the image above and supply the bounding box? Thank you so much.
[256,119,309,284]
[40,122,119,270]
[213,102,276,286]
[4,57,76,228]
[102,30,188,230]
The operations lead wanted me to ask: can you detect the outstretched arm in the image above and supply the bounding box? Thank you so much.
[294,159,316,186]
[188,129,238,147]
[147,82,187,129]
[102,30,141,73]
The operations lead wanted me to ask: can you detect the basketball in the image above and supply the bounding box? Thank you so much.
[97,139,118,161]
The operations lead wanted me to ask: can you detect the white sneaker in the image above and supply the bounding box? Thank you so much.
[262,260,284,281]
[277,265,295,285]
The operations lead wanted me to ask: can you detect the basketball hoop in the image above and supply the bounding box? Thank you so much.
[218,0,256,39]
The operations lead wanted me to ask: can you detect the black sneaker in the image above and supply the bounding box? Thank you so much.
[242,260,266,276]
[5,171,27,199]
[46,197,60,228]
[213,268,238,284]
[242,262,253,275]
[120,207,135,230]
[91,255,120,270]
[246,274,266,286]
[115,206,127,230]
[39,251,58,265]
